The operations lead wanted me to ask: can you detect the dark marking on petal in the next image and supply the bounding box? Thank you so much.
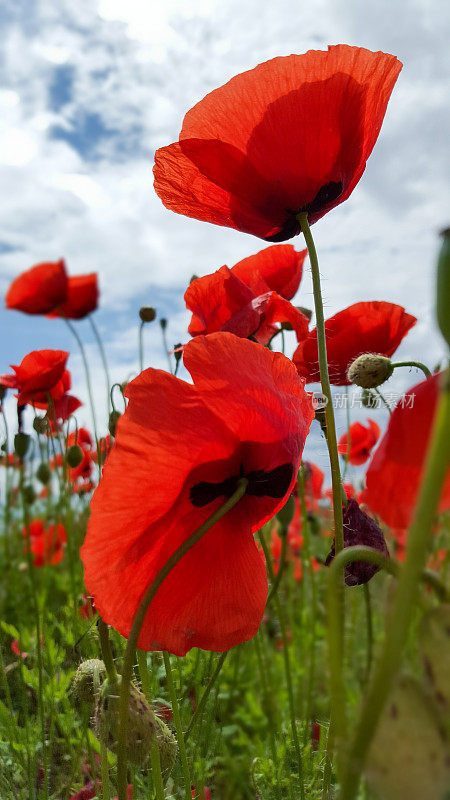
[190,463,293,507]
[304,181,343,215]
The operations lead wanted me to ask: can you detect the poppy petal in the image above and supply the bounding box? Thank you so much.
[231,245,307,299]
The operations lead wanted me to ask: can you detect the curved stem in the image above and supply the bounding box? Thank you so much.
[89,316,112,415]
[116,478,249,800]
[98,619,118,682]
[163,651,191,800]
[391,360,431,378]
[185,651,228,742]
[64,318,98,443]
[266,531,288,604]
[374,387,392,414]
[338,371,450,799]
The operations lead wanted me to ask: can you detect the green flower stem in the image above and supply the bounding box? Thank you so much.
[259,528,305,800]
[149,740,166,800]
[89,316,112,415]
[163,651,191,800]
[391,360,431,378]
[116,478,249,800]
[160,324,173,374]
[266,530,288,604]
[339,371,450,800]
[136,650,152,700]
[298,466,318,745]
[374,387,392,414]
[185,651,228,742]
[100,738,111,800]
[138,320,145,373]
[363,584,373,685]
[298,213,344,555]
[254,632,280,794]
[63,317,99,444]
[98,619,118,682]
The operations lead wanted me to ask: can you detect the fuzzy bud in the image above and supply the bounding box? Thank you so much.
[325,499,389,586]
[0,386,6,401]
[22,484,36,505]
[347,354,393,388]
[361,388,378,409]
[66,444,84,468]
[36,463,51,485]
[71,659,106,707]
[139,306,156,323]
[108,410,121,438]
[276,494,295,532]
[94,680,177,777]
[160,318,167,331]
[33,416,49,435]
[14,433,30,459]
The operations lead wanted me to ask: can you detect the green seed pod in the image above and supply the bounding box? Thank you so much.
[139,306,156,323]
[159,318,167,331]
[22,484,36,505]
[14,433,30,459]
[66,444,84,468]
[276,494,295,532]
[347,354,393,388]
[36,463,51,485]
[0,386,6,401]
[437,228,450,347]
[108,410,121,438]
[94,680,177,778]
[361,388,378,409]
[71,659,107,707]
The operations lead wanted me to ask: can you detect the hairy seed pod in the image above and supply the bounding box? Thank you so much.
[347,354,393,388]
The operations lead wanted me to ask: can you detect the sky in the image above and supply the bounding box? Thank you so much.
[0,0,449,484]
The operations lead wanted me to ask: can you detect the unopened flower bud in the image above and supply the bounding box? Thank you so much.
[160,318,167,330]
[33,416,49,435]
[94,680,177,777]
[173,344,183,366]
[347,354,393,388]
[190,274,199,284]
[437,228,450,347]
[108,410,121,438]
[14,433,30,458]
[276,494,295,532]
[22,484,36,505]
[325,498,389,586]
[0,386,6,401]
[296,306,313,322]
[71,659,106,707]
[139,306,156,323]
[36,463,51,485]
[361,388,378,408]
[66,444,84,468]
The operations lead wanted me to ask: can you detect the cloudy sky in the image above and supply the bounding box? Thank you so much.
[0,0,448,482]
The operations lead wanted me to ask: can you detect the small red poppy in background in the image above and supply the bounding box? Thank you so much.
[303,462,324,511]
[185,265,309,344]
[11,638,28,658]
[325,483,355,502]
[33,369,81,420]
[23,521,67,567]
[79,594,96,620]
[82,333,314,655]
[0,350,69,405]
[5,259,67,314]
[362,373,450,529]
[338,419,381,465]
[230,245,307,299]
[293,301,416,385]
[154,46,401,241]
[47,274,98,320]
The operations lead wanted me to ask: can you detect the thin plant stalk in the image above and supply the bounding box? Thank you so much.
[363,584,373,684]
[89,316,112,415]
[63,317,99,444]
[163,651,191,800]
[391,360,431,378]
[185,651,228,742]
[339,370,450,799]
[116,478,248,800]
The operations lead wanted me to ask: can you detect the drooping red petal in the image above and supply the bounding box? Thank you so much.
[293,301,417,385]
[185,267,257,337]
[363,373,450,528]
[47,273,98,320]
[9,350,69,404]
[231,245,307,299]
[252,292,309,344]
[5,259,68,315]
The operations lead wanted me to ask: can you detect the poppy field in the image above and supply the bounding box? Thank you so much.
[1,44,450,800]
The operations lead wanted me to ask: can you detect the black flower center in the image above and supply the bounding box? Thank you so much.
[190,463,293,508]
[264,181,344,243]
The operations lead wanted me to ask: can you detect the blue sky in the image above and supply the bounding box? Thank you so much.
[0,0,449,484]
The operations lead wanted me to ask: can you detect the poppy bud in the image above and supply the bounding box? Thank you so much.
[14,433,30,458]
[173,344,183,366]
[139,306,156,323]
[276,494,295,532]
[71,659,107,707]
[325,498,389,586]
[190,274,199,284]
[66,444,84,468]
[94,680,177,776]
[160,318,167,330]
[33,416,49,435]
[0,386,6,401]
[108,410,121,438]
[36,463,51,485]
[361,388,378,409]
[437,228,450,347]
[296,306,313,322]
[22,484,36,505]
[280,321,294,331]
[347,354,394,388]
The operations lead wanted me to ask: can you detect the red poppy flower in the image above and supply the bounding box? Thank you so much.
[81,333,314,655]
[230,245,307,299]
[154,46,402,241]
[185,266,309,344]
[362,373,450,529]
[293,301,416,385]
[11,639,28,658]
[338,419,381,465]
[0,350,69,405]
[303,461,324,511]
[68,427,93,450]
[79,594,96,620]
[47,273,99,319]
[5,259,68,315]
[33,370,81,418]
[25,522,67,567]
